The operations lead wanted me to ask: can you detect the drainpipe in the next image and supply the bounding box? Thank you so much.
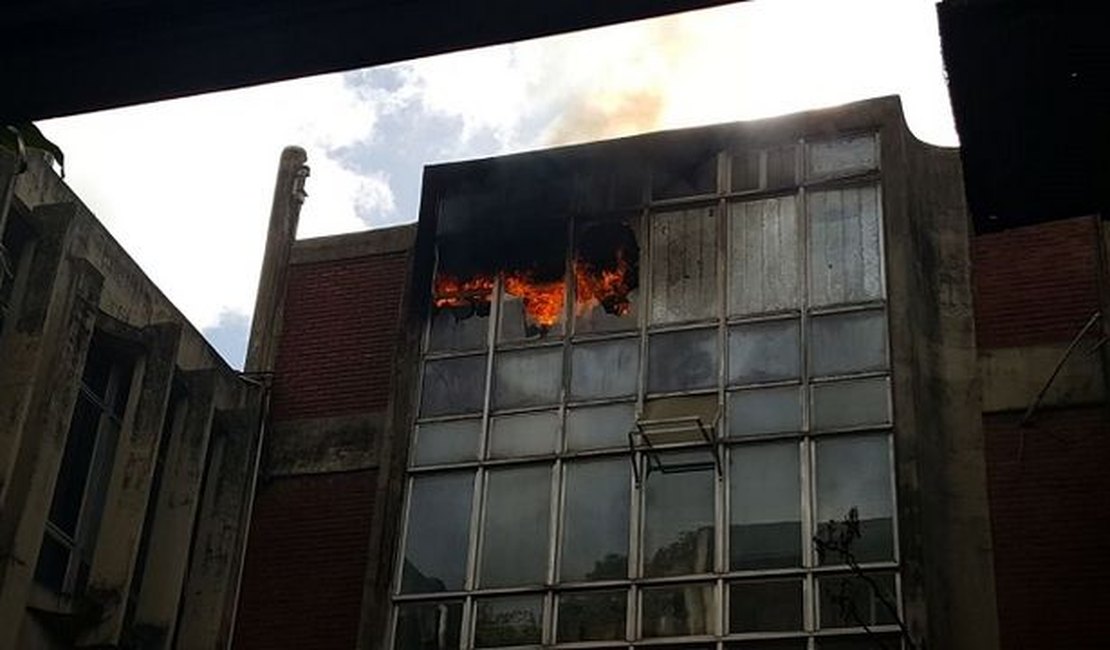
[226,147,309,648]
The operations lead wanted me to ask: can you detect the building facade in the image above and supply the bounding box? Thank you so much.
[0,147,266,648]
[235,96,1110,650]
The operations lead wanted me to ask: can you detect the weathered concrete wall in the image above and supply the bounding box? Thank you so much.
[883,112,1000,650]
[0,154,259,648]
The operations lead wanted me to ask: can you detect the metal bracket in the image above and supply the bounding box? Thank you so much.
[628,415,721,486]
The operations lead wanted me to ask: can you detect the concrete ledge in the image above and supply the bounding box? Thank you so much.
[290,225,415,265]
[264,412,384,477]
[979,343,1105,413]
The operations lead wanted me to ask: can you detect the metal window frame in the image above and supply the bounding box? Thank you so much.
[391,134,902,650]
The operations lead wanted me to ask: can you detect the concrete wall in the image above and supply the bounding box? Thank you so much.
[0,150,260,648]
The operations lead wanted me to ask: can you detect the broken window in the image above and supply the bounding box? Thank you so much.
[574,219,640,333]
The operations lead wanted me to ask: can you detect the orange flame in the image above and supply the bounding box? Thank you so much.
[574,249,634,317]
[504,272,566,328]
[432,246,636,329]
[433,274,494,309]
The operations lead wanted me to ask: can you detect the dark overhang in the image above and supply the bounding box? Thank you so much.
[1,0,732,122]
[938,1,1109,231]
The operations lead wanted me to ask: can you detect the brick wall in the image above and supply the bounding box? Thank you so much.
[972,215,1100,348]
[984,407,1110,649]
[233,470,378,649]
[270,251,409,421]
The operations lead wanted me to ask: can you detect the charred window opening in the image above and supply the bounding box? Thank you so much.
[574,219,640,332]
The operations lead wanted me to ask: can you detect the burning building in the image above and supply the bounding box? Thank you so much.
[231,95,1109,650]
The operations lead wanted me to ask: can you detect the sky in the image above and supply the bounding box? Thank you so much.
[39,0,955,369]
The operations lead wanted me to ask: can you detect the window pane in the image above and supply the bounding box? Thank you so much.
[807,134,877,180]
[412,419,480,466]
[566,403,635,451]
[394,601,463,650]
[729,443,801,569]
[561,459,629,582]
[808,185,883,306]
[570,338,640,400]
[428,301,490,348]
[816,435,894,564]
[648,328,718,394]
[728,198,799,315]
[492,347,562,410]
[650,208,718,324]
[557,590,627,642]
[489,411,559,459]
[818,573,898,629]
[815,634,901,649]
[401,473,473,593]
[480,465,551,587]
[729,579,804,632]
[474,595,544,647]
[34,534,70,593]
[727,386,802,438]
[643,459,715,577]
[641,584,716,638]
[811,377,890,430]
[49,394,102,536]
[421,356,486,417]
[809,310,887,377]
[653,154,717,200]
[728,320,800,384]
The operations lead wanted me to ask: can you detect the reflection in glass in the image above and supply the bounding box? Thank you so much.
[566,403,635,451]
[474,595,544,647]
[727,386,802,437]
[809,310,887,377]
[650,208,718,324]
[808,185,883,307]
[492,347,562,410]
[488,411,559,459]
[420,356,486,417]
[561,459,629,582]
[729,579,803,632]
[728,319,800,384]
[648,328,718,394]
[480,465,551,587]
[816,435,894,564]
[811,377,890,430]
[412,419,480,466]
[401,473,473,593]
[730,443,801,569]
[818,573,897,628]
[728,197,800,316]
[641,584,716,638]
[557,590,626,642]
[394,600,463,650]
[570,338,639,400]
[643,459,714,577]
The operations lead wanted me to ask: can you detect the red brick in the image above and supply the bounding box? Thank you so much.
[271,252,409,421]
[233,470,377,649]
[972,216,1101,348]
[984,407,1110,649]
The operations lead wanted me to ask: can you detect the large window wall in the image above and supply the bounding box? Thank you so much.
[394,133,901,649]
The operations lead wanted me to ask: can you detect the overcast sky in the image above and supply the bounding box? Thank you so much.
[39,0,955,369]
